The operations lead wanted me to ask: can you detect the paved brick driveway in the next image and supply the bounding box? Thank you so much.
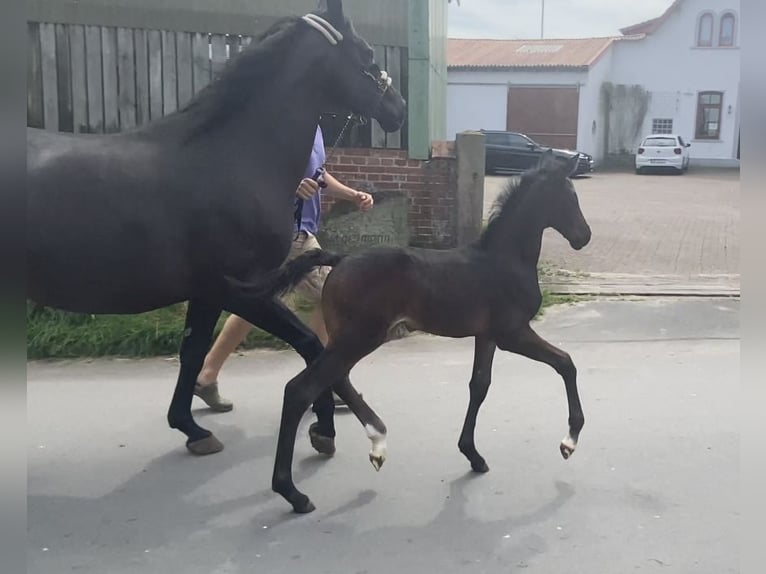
[484,168,740,294]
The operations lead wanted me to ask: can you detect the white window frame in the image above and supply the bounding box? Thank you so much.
[652,118,674,135]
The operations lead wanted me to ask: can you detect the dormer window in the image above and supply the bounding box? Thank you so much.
[719,12,736,47]
[697,12,714,46]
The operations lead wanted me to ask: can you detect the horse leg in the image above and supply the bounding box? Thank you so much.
[457,336,497,472]
[273,332,385,513]
[330,376,388,471]
[497,325,584,460]
[224,296,336,445]
[167,299,224,455]
[272,350,349,513]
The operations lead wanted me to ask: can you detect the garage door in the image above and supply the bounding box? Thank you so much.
[506,86,579,150]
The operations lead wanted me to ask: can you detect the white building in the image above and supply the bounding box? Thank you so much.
[447,0,740,167]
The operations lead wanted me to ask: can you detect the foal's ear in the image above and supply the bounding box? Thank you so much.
[325,0,345,25]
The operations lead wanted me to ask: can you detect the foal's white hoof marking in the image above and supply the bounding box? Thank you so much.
[365,424,387,472]
[560,435,577,460]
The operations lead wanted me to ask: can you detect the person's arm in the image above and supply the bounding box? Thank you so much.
[321,171,374,211]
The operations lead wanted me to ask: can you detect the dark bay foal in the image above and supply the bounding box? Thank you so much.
[245,151,592,513]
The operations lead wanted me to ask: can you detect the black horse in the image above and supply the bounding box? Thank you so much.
[26,1,406,455]
[243,151,592,513]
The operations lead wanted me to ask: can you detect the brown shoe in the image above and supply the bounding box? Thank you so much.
[309,422,336,456]
[194,382,234,412]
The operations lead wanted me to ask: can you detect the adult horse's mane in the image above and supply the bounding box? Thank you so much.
[173,16,305,140]
[478,169,538,248]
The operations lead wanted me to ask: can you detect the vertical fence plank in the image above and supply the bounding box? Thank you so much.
[385,45,402,149]
[161,30,177,114]
[134,29,149,125]
[147,30,163,120]
[176,32,193,108]
[399,46,409,151]
[40,23,59,131]
[101,27,119,132]
[27,23,44,128]
[56,24,74,132]
[55,24,73,132]
[210,34,227,80]
[85,25,104,133]
[69,25,87,132]
[370,44,387,148]
[116,27,136,129]
[191,32,210,95]
[227,34,242,56]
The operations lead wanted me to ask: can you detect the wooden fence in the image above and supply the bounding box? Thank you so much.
[26,21,406,149]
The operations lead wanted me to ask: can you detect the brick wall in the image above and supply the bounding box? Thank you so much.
[324,147,458,249]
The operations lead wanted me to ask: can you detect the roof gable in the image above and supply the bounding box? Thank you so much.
[619,0,685,36]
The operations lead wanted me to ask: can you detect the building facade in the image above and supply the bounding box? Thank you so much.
[447,0,740,167]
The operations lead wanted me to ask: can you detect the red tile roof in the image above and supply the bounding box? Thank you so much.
[447,37,616,70]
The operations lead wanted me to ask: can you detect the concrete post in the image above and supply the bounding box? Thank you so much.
[455,131,485,247]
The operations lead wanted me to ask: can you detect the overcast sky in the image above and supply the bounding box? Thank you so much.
[448,0,676,39]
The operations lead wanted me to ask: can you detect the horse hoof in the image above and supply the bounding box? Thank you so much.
[559,436,576,460]
[186,435,224,456]
[292,497,316,514]
[309,422,336,456]
[369,453,385,472]
[471,460,490,473]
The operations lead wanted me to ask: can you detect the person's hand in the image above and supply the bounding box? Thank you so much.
[296,178,319,200]
[353,191,374,212]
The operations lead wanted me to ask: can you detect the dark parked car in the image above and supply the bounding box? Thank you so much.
[481,130,594,176]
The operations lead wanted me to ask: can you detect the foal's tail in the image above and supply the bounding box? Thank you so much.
[226,248,346,300]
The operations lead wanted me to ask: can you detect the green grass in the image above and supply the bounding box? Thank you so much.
[27,264,583,359]
[535,291,588,320]
[25,302,313,360]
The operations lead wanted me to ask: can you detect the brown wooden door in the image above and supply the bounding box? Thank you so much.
[506,86,580,150]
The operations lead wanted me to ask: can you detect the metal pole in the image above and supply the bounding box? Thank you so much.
[541,0,545,39]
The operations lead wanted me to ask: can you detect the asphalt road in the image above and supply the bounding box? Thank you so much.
[28,298,739,574]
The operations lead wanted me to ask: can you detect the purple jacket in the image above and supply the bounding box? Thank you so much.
[295,126,325,235]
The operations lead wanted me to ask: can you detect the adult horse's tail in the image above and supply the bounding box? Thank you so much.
[226,249,346,299]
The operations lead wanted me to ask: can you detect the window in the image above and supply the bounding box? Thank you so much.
[652,118,674,134]
[485,133,508,146]
[695,91,723,139]
[697,12,714,46]
[642,136,677,147]
[508,134,533,147]
[719,13,736,46]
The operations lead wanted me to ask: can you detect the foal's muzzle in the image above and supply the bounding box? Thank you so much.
[569,225,592,250]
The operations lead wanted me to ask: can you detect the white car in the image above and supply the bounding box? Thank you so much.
[635,134,691,174]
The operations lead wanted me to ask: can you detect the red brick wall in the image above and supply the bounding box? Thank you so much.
[324,148,457,249]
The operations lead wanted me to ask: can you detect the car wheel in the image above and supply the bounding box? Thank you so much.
[635,167,642,175]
